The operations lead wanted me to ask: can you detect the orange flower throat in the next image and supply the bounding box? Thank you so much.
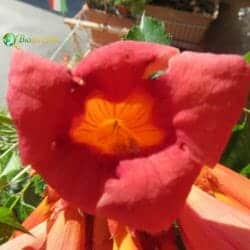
[70,90,165,155]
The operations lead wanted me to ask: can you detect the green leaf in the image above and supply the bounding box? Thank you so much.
[2,195,19,209]
[1,151,22,181]
[221,112,250,174]
[0,110,17,155]
[15,199,34,222]
[126,26,145,41]
[0,223,13,245]
[126,14,171,45]
[0,148,13,173]
[114,0,147,17]
[0,175,8,187]
[0,191,11,207]
[232,122,246,132]
[0,150,25,192]
[240,164,250,178]
[244,52,250,64]
[32,175,45,196]
[23,174,45,207]
[0,207,29,234]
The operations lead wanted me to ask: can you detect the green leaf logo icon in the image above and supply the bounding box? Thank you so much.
[3,33,16,47]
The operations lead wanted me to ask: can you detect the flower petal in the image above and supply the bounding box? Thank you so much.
[73,41,179,101]
[195,166,250,214]
[166,53,250,165]
[111,223,142,250]
[179,186,250,250]
[7,50,119,213]
[97,144,200,233]
[46,205,85,250]
[213,164,250,209]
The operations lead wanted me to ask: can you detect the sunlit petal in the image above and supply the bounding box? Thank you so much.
[179,186,250,250]
[46,203,85,250]
[213,164,250,209]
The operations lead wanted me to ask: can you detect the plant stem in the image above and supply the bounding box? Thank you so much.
[64,18,128,36]
[0,143,17,160]
[0,165,31,191]
[9,178,32,210]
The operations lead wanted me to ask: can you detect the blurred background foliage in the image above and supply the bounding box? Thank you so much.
[0,110,45,244]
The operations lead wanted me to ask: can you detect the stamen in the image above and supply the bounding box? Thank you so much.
[69,90,165,156]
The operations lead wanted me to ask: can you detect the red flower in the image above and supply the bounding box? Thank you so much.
[7,41,250,233]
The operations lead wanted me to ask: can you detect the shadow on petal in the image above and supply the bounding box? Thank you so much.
[93,217,113,250]
[157,229,178,250]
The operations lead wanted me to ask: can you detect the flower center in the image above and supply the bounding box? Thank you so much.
[69,90,165,156]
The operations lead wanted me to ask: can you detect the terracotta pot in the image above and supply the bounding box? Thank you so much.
[81,1,219,49]
[145,2,219,48]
